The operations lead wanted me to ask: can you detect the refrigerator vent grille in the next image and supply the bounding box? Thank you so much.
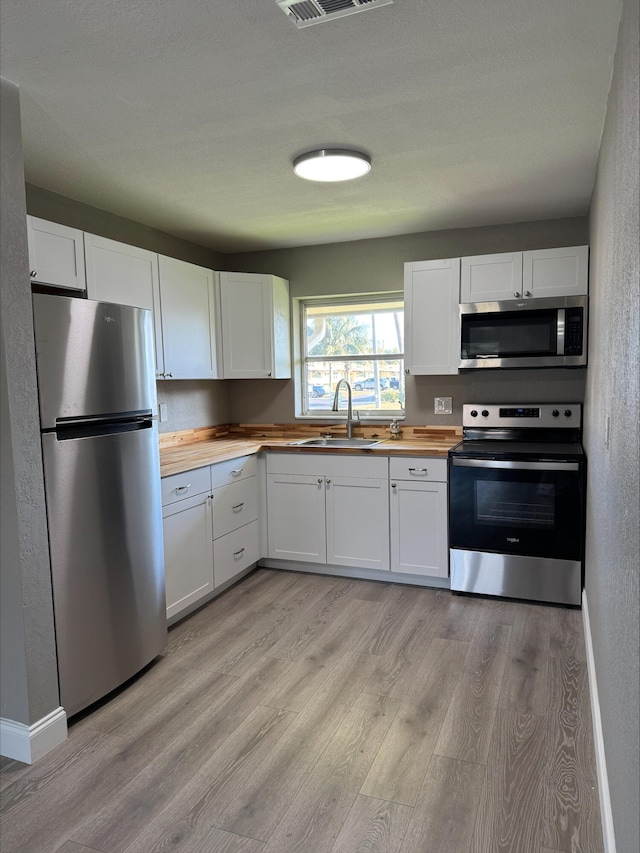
[276,0,393,28]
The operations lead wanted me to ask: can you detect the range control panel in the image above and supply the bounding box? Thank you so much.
[463,403,582,429]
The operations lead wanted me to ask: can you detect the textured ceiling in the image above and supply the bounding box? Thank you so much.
[1,0,622,252]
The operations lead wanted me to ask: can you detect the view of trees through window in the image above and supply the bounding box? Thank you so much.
[302,297,404,414]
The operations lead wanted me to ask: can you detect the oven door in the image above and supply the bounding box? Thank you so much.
[449,457,584,561]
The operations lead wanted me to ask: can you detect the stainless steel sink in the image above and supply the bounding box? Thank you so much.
[288,437,383,448]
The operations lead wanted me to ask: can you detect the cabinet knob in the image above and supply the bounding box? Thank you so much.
[166,372,173,378]
[30,270,38,278]
[524,291,532,297]
[326,478,331,485]
[268,372,272,377]
[405,368,410,374]
[318,478,323,484]
[391,482,397,489]
[514,291,521,298]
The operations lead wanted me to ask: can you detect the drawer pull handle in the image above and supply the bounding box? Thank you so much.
[233,548,245,558]
[175,484,191,492]
[231,468,243,476]
[408,468,428,475]
[232,502,244,512]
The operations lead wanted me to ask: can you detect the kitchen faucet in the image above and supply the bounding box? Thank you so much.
[332,379,359,438]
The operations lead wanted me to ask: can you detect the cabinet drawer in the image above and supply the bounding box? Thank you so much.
[213,477,258,539]
[211,454,257,488]
[389,457,447,482]
[214,521,259,587]
[161,466,211,506]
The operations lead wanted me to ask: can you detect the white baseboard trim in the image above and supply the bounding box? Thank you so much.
[259,558,451,588]
[582,590,617,853]
[0,706,67,765]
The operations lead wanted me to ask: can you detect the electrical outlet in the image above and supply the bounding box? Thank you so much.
[434,396,452,415]
[159,403,168,422]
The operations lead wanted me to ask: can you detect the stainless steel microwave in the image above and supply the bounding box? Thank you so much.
[459,295,588,369]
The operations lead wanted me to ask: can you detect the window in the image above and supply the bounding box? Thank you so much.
[300,295,404,416]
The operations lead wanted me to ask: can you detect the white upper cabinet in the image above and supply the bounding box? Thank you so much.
[404,258,460,375]
[157,255,218,380]
[460,252,524,302]
[27,216,86,290]
[218,272,291,379]
[461,246,588,302]
[522,246,589,298]
[84,233,164,376]
[85,234,220,380]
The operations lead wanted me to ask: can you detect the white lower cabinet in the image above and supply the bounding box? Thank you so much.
[389,457,448,578]
[162,489,214,621]
[162,459,259,622]
[266,454,389,572]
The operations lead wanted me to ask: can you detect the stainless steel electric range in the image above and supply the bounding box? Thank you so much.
[448,403,586,606]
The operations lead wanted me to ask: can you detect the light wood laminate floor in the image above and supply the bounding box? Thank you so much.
[0,569,603,853]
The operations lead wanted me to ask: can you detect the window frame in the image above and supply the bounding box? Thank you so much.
[295,293,405,420]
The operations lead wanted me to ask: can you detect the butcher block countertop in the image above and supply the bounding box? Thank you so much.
[159,424,462,478]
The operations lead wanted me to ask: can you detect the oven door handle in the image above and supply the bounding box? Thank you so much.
[451,458,580,471]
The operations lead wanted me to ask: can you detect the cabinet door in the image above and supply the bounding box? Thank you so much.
[266,473,326,563]
[522,246,589,298]
[404,259,460,375]
[85,234,164,376]
[219,272,273,378]
[390,480,448,578]
[158,255,217,379]
[27,216,86,290]
[326,476,390,571]
[162,493,213,621]
[460,253,524,302]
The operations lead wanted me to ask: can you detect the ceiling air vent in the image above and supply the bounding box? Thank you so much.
[276,0,393,28]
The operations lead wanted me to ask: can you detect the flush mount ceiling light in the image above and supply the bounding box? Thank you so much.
[293,149,372,182]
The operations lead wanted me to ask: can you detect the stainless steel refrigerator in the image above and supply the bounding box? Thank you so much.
[32,293,167,717]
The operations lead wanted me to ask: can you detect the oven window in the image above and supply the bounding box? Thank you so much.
[462,310,557,358]
[475,481,555,529]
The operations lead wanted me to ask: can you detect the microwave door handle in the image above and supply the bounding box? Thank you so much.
[451,458,580,471]
[557,308,565,355]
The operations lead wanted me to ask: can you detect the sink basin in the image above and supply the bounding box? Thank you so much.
[288,437,383,448]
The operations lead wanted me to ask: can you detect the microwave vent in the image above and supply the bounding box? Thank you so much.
[276,0,394,28]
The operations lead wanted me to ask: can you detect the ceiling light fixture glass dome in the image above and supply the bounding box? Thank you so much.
[293,148,371,182]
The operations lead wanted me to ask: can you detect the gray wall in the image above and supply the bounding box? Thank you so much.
[226,217,589,424]
[156,380,230,434]
[583,1,640,849]
[0,79,60,724]
[26,185,231,434]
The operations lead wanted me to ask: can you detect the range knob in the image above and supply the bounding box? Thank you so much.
[564,409,573,418]
[470,409,478,418]
[481,410,489,418]
[552,409,560,418]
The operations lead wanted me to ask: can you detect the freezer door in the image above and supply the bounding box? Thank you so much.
[33,293,156,427]
[42,422,166,717]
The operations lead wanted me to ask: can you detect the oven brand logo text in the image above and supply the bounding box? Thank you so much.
[506,537,520,543]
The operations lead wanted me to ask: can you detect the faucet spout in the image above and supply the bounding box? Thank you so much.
[332,379,356,438]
